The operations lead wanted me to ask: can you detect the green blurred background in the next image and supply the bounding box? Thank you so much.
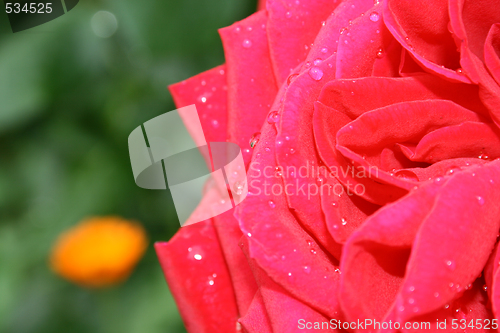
[0,0,256,332]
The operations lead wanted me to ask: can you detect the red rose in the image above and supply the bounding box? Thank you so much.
[155,0,500,332]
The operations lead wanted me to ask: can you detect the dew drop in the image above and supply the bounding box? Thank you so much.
[408,298,415,304]
[267,111,280,124]
[313,58,322,66]
[233,181,245,195]
[249,132,261,148]
[286,11,292,18]
[247,232,252,237]
[242,39,252,48]
[434,292,440,298]
[208,280,214,286]
[287,73,299,85]
[308,67,324,81]
[369,12,380,22]
[341,218,347,226]
[398,305,405,312]
[268,200,276,208]
[483,285,488,291]
[479,152,489,160]
[211,120,219,128]
[376,49,383,58]
[290,148,295,154]
[194,254,203,260]
[288,272,292,276]
[321,47,328,53]
[477,196,485,205]
[446,260,456,270]
[304,266,311,273]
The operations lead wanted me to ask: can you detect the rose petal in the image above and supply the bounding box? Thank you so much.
[313,100,409,206]
[219,11,278,165]
[237,162,342,318]
[401,281,492,333]
[336,100,484,185]
[266,0,338,84]
[318,75,489,120]
[302,0,377,73]
[320,175,380,244]
[384,0,469,82]
[169,65,228,165]
[335,2,394,78]
[340,160,500,324]
[155,220,239,333]
[485,24,500,86]
[240,236,341,332]
[405,121,500,163]
[276,0,391,254]
[238,290,273,333]
[213,211,258,317]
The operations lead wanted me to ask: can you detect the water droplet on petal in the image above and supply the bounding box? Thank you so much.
[370,12,380,22]
[321,47,328,53]
[267,111,280,124]
[308,67,324,81]
[233,181,245,195]
[304,266,311,273]
[247,232,252,237]
[211,120,219,128]
[341,218,347,226]
[477,196,485,205]
[286,11,292,18]
[376,49,383,58]
[208,280,214,285]
[446,260,456,270]
[287,73,299,85]
[242,39,252,48]
[194,254,203,260]
[268,200,276,208]
[434,292,440,298]
[249,132,261,148]
[313,58,322,66]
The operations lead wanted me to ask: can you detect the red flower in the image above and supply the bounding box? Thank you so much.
[156,0,500,332]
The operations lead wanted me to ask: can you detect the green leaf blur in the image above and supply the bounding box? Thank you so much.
[0,0,256,332]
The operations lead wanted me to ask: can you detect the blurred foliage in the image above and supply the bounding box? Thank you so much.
[0,0,256,332]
